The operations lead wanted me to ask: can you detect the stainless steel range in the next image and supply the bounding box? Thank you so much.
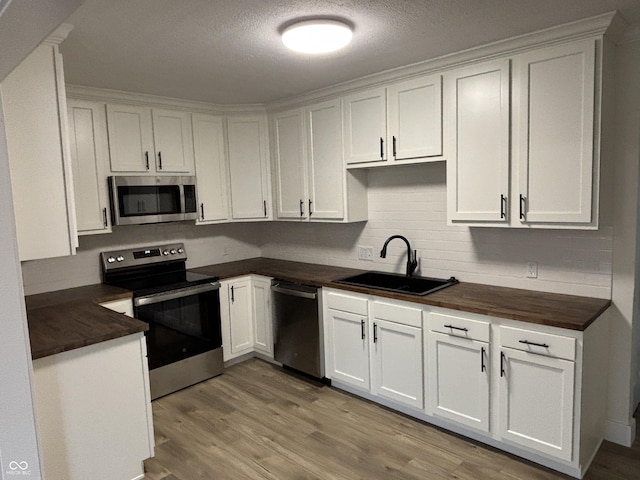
[101,243,223,399]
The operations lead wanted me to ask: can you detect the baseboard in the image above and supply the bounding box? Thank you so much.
[604,418,637,446]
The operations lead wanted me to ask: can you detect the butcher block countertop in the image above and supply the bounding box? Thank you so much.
[25,284,144,360]
[191,258,611,331]
[25,257,611,360]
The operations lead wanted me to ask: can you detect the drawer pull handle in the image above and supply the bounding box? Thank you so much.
[519,339,549,348]
[373,322,378,343]
[481,346,486,373]
[500,351,506,377]
[360,319,365,340]
[444,324,468,332]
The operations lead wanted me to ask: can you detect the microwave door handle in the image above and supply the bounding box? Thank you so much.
[134,282,221,307]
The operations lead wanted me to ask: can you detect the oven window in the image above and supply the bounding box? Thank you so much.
[118,185,181,217]
[135,289,222,370]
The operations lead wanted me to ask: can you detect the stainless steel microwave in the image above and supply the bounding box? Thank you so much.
[108,176,198,225]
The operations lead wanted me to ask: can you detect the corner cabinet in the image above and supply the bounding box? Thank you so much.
[446,38,602,229]
[1,27,78,261]
[67,99,112,235]
[271,100,367,222]
[343,73,443,167]
[220,275,273,361]
[227,115,272,220]
[192,113,230,223]
[106,104,195,174]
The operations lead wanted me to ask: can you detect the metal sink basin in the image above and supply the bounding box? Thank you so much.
[334,271,458,296]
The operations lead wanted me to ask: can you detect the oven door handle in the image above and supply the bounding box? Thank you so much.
[134,282,221,307]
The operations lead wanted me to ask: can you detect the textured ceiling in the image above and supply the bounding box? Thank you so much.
[60,0,640,105]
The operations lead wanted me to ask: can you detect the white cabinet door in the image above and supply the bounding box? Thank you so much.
[106,104,154,173]
[227,115,271,220]
[273,109,307,219]
[151,109,194,173]
[226,278,254,356]
[387,74,442,160]
[499,347,575,461]
[252,276,273,357]
[371,318,423,409]
[306,98,345,220]
[326,308,370,390]
[192,113,229,223]
[2,41,78,261]
[445,59,511,223]
[427,332,490,432]
[515,39,596,224]
[343,88,387,164]
[67,99,111,235]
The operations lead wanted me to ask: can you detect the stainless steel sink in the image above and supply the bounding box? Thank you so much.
[334,271,458,296]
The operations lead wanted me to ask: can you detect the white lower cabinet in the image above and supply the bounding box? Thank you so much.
[324,290,424,410]
[252,275,273,358]
[370,302,423,409]
[323,288,608,478]
[220,275,273,361]
[498,327,576,462]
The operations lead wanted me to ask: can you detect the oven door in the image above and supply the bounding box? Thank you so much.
[134,282,222,370]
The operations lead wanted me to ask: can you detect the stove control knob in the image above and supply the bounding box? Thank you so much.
[116,256,125,262]
[170,249,177,254]
[177,247,184,254]
[107,256,116,263]
[163,250,169,256]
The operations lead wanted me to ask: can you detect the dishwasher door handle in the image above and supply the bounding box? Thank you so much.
[271,284,317,300]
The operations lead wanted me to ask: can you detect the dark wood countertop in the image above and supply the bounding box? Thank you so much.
[26,257,610,361]
[26,284,146,360]
[191,258,611,331]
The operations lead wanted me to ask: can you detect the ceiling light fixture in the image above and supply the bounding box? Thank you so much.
[282,19,353,54]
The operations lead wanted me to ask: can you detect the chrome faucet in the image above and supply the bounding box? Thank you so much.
[380,235,418,277]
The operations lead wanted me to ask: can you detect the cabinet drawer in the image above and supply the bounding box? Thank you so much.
[326,291,368,315]
[500,326,575,361]
[428,311,490,342]
[371,301,422,328]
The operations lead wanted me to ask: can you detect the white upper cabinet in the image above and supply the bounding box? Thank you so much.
[387,75,442,160]
[227,115,271,220]
[447,38,601,229]
[192,113,229,223]
[151,109,194,173]
[272,99,367,223]
[273,109,307,219]
[445,59,511,223]
[343,88,387,164]
[343,74,443,167]
[515,39,596,225]
[2,28,78,261]
[67,99,111,235]
[106,104,194,174]
[106,104,154,173]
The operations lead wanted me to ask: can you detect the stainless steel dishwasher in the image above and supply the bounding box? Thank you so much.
[271,280,324,379]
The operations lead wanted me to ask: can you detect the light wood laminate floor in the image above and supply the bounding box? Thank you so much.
[144,358,639,480]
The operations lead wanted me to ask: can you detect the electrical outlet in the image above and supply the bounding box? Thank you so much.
[358,246,374,261]
[526,262,538,278]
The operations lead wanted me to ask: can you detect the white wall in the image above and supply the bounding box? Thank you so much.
[0,2,86,479]
[262,163,614,299]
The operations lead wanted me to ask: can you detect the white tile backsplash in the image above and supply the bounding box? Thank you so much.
[22,162,613,298]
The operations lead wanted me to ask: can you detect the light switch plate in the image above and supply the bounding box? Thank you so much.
[358,246,374,261]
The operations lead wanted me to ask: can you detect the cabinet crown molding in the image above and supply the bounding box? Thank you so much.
[44,23,73,46]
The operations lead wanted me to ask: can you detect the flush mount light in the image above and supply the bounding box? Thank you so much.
[282,19,353,54]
